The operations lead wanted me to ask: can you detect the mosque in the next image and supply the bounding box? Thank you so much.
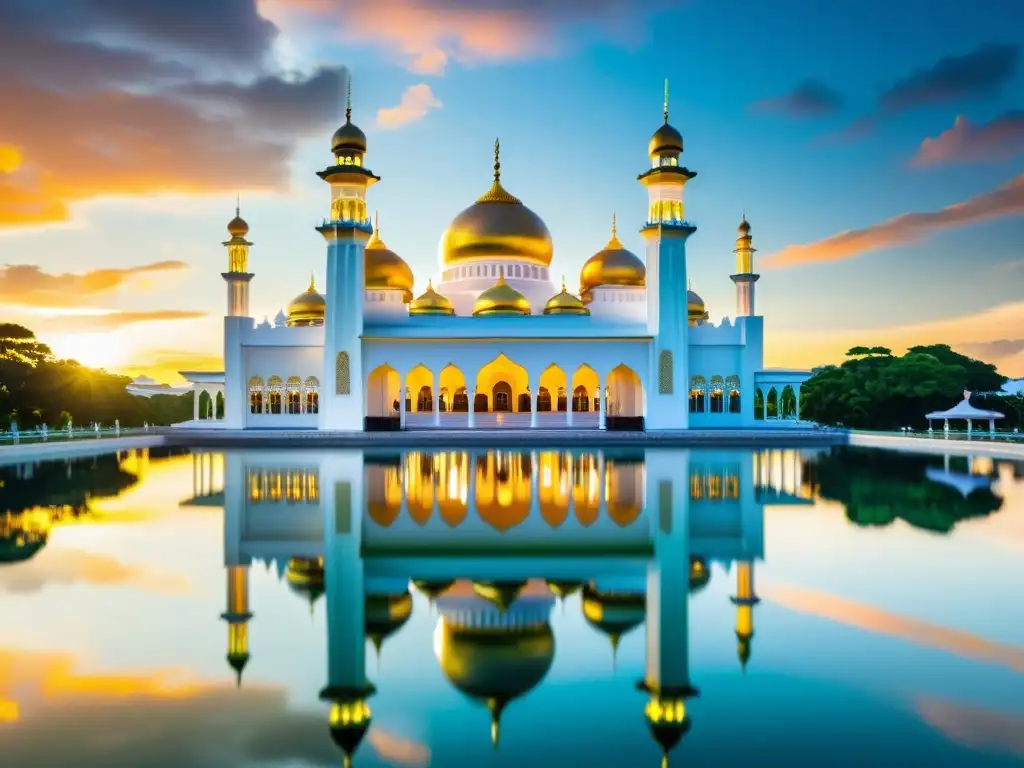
[195,446,815,765]
[181,81,809,431]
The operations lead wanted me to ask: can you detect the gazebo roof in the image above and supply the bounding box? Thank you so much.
[926,391,1004,421]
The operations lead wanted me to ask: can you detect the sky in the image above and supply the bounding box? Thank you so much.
[0,0,1022,384]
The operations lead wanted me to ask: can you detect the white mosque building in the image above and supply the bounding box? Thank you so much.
[181,83,809,431]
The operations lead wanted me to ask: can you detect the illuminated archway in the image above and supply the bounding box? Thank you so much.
[572,453,601,525]
[435,451,469,526]
[606,365,643,418]
[605,459,643,526]
[439,364,466,413]
[538,451,571,527]
[475,451,531,531]
[366,365,400,417]
[367,463,402,527]
[404,452,434,524]
[539,364,567,413]
[406,365,434,413]
[571,365,599,412]
[475,354,529,413]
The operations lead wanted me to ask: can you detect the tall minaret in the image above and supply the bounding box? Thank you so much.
[318,75,379,431]
[730,559,760,672]
[221,563,254,686]
[730,217,759,317]
[641,80,698,431]
[222,203,254,429]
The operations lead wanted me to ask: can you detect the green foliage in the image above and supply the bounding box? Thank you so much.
[807,448,1002,533]
[0,326,193,428]
[801,343,1010,429]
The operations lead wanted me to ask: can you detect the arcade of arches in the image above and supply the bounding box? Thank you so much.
[365,354,644,429]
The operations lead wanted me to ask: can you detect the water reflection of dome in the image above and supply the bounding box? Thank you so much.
[366,589,413,656]
[546,580,583,601]
[286,557,325,609]
[471,580,527,612]
[413,579,455,603]
[581,584,645,659]
[435,582,555,746]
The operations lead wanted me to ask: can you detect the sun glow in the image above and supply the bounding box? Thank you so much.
[46,332,128,370]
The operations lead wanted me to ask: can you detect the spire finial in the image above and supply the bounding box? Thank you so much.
[497,264,505,284]
[561,274,567,292]
[345,75,352,122]
[308,272,316,292]
[493,138,501,183]
[427,278,434,290]
[688,278,692,290]
[235,193,240,217]
[663,78,670,123]
[374,209,380,235]
[611,211,617,237]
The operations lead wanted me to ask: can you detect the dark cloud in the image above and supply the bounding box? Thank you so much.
[751,79,843,117]
[0,262,189,307]
[0,1,346,227]
[880,43,1019,113]
[960,339,1024,360]
[911,111,1024,166]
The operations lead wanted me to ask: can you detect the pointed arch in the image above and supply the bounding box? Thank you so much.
[366,365,400,418]
[439,364,466,413]
[606,364,643,418]
[766,387,779,419]
[475,353,529,414]
[571,364,599,412]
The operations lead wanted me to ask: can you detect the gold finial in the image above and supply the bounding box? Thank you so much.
[663,78,670,123]
[611,211,617,237]
[493,138,501,183]
[308,272,316,292]
[374,209,380,235]
[560,274,567,292]
[426,278,434,290]
[235,193,240,217]
[497,265,505,284]
[688,278,692,290]
[345,75,352,122]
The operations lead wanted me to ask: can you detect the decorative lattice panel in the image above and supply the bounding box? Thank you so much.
[335,351,351,395]
[658,350,673,394]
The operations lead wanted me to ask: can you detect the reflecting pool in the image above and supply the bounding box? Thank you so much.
[1,446,1023,767]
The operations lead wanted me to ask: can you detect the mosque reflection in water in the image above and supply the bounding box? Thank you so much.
[205,447,811,767]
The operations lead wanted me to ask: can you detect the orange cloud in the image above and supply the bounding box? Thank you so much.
[0,645,429,766]
[377,84,443,129]
[0,262,188,308]
[915,696,1024,758]
[117,348,224,386]
[762,582,1024,673]
[368,730,431,766]
[912,112,1024,167]
[0,547,193,595]
[763,173,1024,268]
[766,299,1024,376]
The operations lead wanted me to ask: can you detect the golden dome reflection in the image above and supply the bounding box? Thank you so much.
[286,274,327,327]
[439,139,553,268]
[579,213,646,301]
[365,211,414,301]
[409,280,455,316]
[472,272,532,317]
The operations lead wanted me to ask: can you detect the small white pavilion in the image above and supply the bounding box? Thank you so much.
[926,391,1004,435]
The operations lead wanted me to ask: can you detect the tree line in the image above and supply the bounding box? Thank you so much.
[0,323,193,429]
[798,344,1023,430]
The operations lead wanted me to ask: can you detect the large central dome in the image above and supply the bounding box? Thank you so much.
[439,140,553,268]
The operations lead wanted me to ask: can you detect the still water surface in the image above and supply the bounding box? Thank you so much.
[1,446,1023,767]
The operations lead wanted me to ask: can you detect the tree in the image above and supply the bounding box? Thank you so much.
[907,344,1004,392]
[846,346,871,357]
[868,346,892,356]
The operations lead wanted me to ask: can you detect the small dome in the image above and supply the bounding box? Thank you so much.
[413,579,455,602]
[365,215,414,301]
[687,288,708,325]
[581,584,645,653]
[366,590,413,655]
[409,280,454,316]
[580,215,646,300]
[543,279,589,315]
[286,276,327,327]
[331,116,367,156]
[227,212,249,237]
[439,139,553,268]
[472,272,531,316]
[285,557,325,607]
[649,121,683,157]
[738,217,751,235]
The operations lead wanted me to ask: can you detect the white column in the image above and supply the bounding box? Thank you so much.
[193,387,201,421]
[793,385,801,421]
[467,390,476,429]
[399,388,407,430]
[530,381,538,429]
[433,377,441,428]
[566,395,574,428]
[598,377,607,430]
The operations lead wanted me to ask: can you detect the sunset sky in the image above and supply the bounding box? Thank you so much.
[1,0,1022,384]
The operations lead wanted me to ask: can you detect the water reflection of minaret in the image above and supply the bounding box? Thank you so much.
[320,458,374,767]
[434,579,555,748]
[221,563,253,686]
[731,559,760,672]
[640,452,697,767]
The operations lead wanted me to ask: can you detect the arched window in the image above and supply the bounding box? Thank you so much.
[767,387,779,418]
[492,381,512,412]
[267,376,284,414]
[286,376,302,414]
[453,387,469,412]
[710,375,725,413]
[726,375,740,414]
[417,385,433,412]
[754,388,765,420]
[335,352,350,395]
[473,392,488,412]
[439,387,449,413]
[572,385,589,412]
[781,385,797,419]
[556,386,567,412]
[658,350,673,394]
[517,393,531,412]
[248,377,264,414]
[537,387,552,412]
[305,376,320,414]
[689,376,706,413]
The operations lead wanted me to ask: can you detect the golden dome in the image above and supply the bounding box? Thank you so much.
[688,286,708,325]
[579,214,646,300]
[331,84,367,156]
[226,203,249,237]
[472,272,532,316]
[581,584,645,657]
[409,280,455,316]
[543,278,590,316]
[365,213,414,301]
[286,275,327,327]
[439,139,553,268]
[738,217,751,235]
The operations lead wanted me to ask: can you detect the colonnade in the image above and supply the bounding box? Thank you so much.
[753,384,802,421]
[247,376,321,415]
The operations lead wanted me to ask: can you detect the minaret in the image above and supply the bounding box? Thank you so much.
[640,452,698,767]
[222,202,254,429]
[317,76,379,430]
[222,198,254,318]
[640,80,698,431]
[730,559,760,672]
[730,217,759,316]
[221,564,253,687]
